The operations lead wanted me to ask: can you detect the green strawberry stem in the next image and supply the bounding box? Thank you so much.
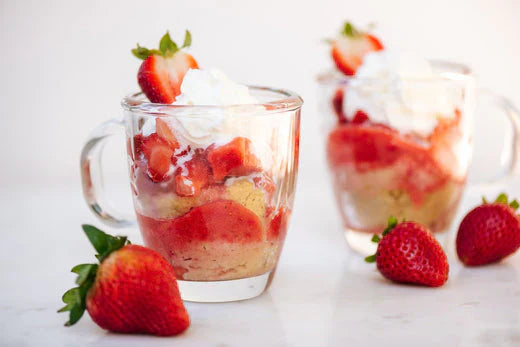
[364,216,399,263]
[482,193,519,210]
[58,225,130,326]
[342,22,360,38]
[132,30,192,60]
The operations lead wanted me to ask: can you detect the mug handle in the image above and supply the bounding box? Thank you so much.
[473,89,520,184]
[80,118,135,228]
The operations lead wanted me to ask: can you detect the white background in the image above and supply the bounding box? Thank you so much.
[2,2,520,346]
[1,0,520,189]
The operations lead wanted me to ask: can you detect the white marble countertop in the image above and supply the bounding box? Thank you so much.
[1,182,519,347]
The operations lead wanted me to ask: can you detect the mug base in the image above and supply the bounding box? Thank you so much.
[178,271,272,303]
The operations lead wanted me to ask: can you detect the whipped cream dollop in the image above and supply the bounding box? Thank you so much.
[345,50,460,136]
[173,68,258,106]
[142,68,263,142]
[170,68,261,141]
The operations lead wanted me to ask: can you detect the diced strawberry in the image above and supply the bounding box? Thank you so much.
[156,118,180,149]
[327,124,449,204]
[351,110,369,124]
[141,134,174,182]
[267,208,290,241]
[174,150,211,197]
[207,137,261,181]
[129,134,144,159]
[327,125,402,168]
[132,31,198,103]
[331,22,384,76]
[332,88,347,123]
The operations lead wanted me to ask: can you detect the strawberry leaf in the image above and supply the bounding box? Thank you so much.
[66,305,85,327]
[131,45,160,60]
[181,30,192,49]
[82,224,129,262]
[60,225,130,326]
[495,193,508,204]
[159,31,178,56]
[371,234,381,243]
[342,22,360,38]
[382,216,398,236]
[510,199,519,210]
[365,254,376,263]
[72,264,98,286]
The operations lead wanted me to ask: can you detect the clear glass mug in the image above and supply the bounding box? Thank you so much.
[317,61,520,255]
[80,87,302,302]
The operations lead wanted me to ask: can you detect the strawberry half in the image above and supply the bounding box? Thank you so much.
[456,193,520,266]
[207,137,261,181]
[59,225,189,336]
[156,117,181,148]
[141,133,174,182]
[331,22,383,76]
[174,148,211,197]
[132,30,198,103]
[366,217,449,287]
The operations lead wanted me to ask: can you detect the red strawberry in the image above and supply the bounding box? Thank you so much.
[129,134,144,159]
[132,31,198,103]
[267,208,290,241]
[456,194,520,266]
[156,118,180,149]
[174,149,211,197]
[351,110,369,124]
[332,88,347,123]
[331,22,383,76]
[366,217,449,287]
[59,225,189,336]
[141,133,174,182]
[207,137,261,181]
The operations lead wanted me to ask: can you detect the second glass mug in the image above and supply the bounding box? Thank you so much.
[317,61,520,255]
[80,87,303,302]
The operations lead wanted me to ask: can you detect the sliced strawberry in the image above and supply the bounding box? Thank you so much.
[141,134,174,182]
[174,150,211,197]
[132,31,198,103]
[351,110,369,124]
[156,118,180,149]
[129,134,144,159]
[207,137,261,181]
[332,88,347,123]
[331,22,383,76]
[267,208,290,241]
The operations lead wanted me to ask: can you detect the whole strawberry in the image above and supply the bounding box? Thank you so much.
[132,30,198,103]
[330,21,384,76]
[456,193,520,266]
[365,217,449,287]
[58,225,190,336]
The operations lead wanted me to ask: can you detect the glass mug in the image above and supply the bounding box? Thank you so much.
[80,87,302,302]
[317,61,520,255]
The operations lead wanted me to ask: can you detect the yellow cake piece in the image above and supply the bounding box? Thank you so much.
[226,178,266,220]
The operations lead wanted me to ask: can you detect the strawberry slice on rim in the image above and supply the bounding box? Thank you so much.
[132,31,198,103]
[331,22,383,76]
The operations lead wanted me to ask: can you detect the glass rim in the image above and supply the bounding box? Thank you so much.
[316,59,474,85]
[121,86,304,116]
